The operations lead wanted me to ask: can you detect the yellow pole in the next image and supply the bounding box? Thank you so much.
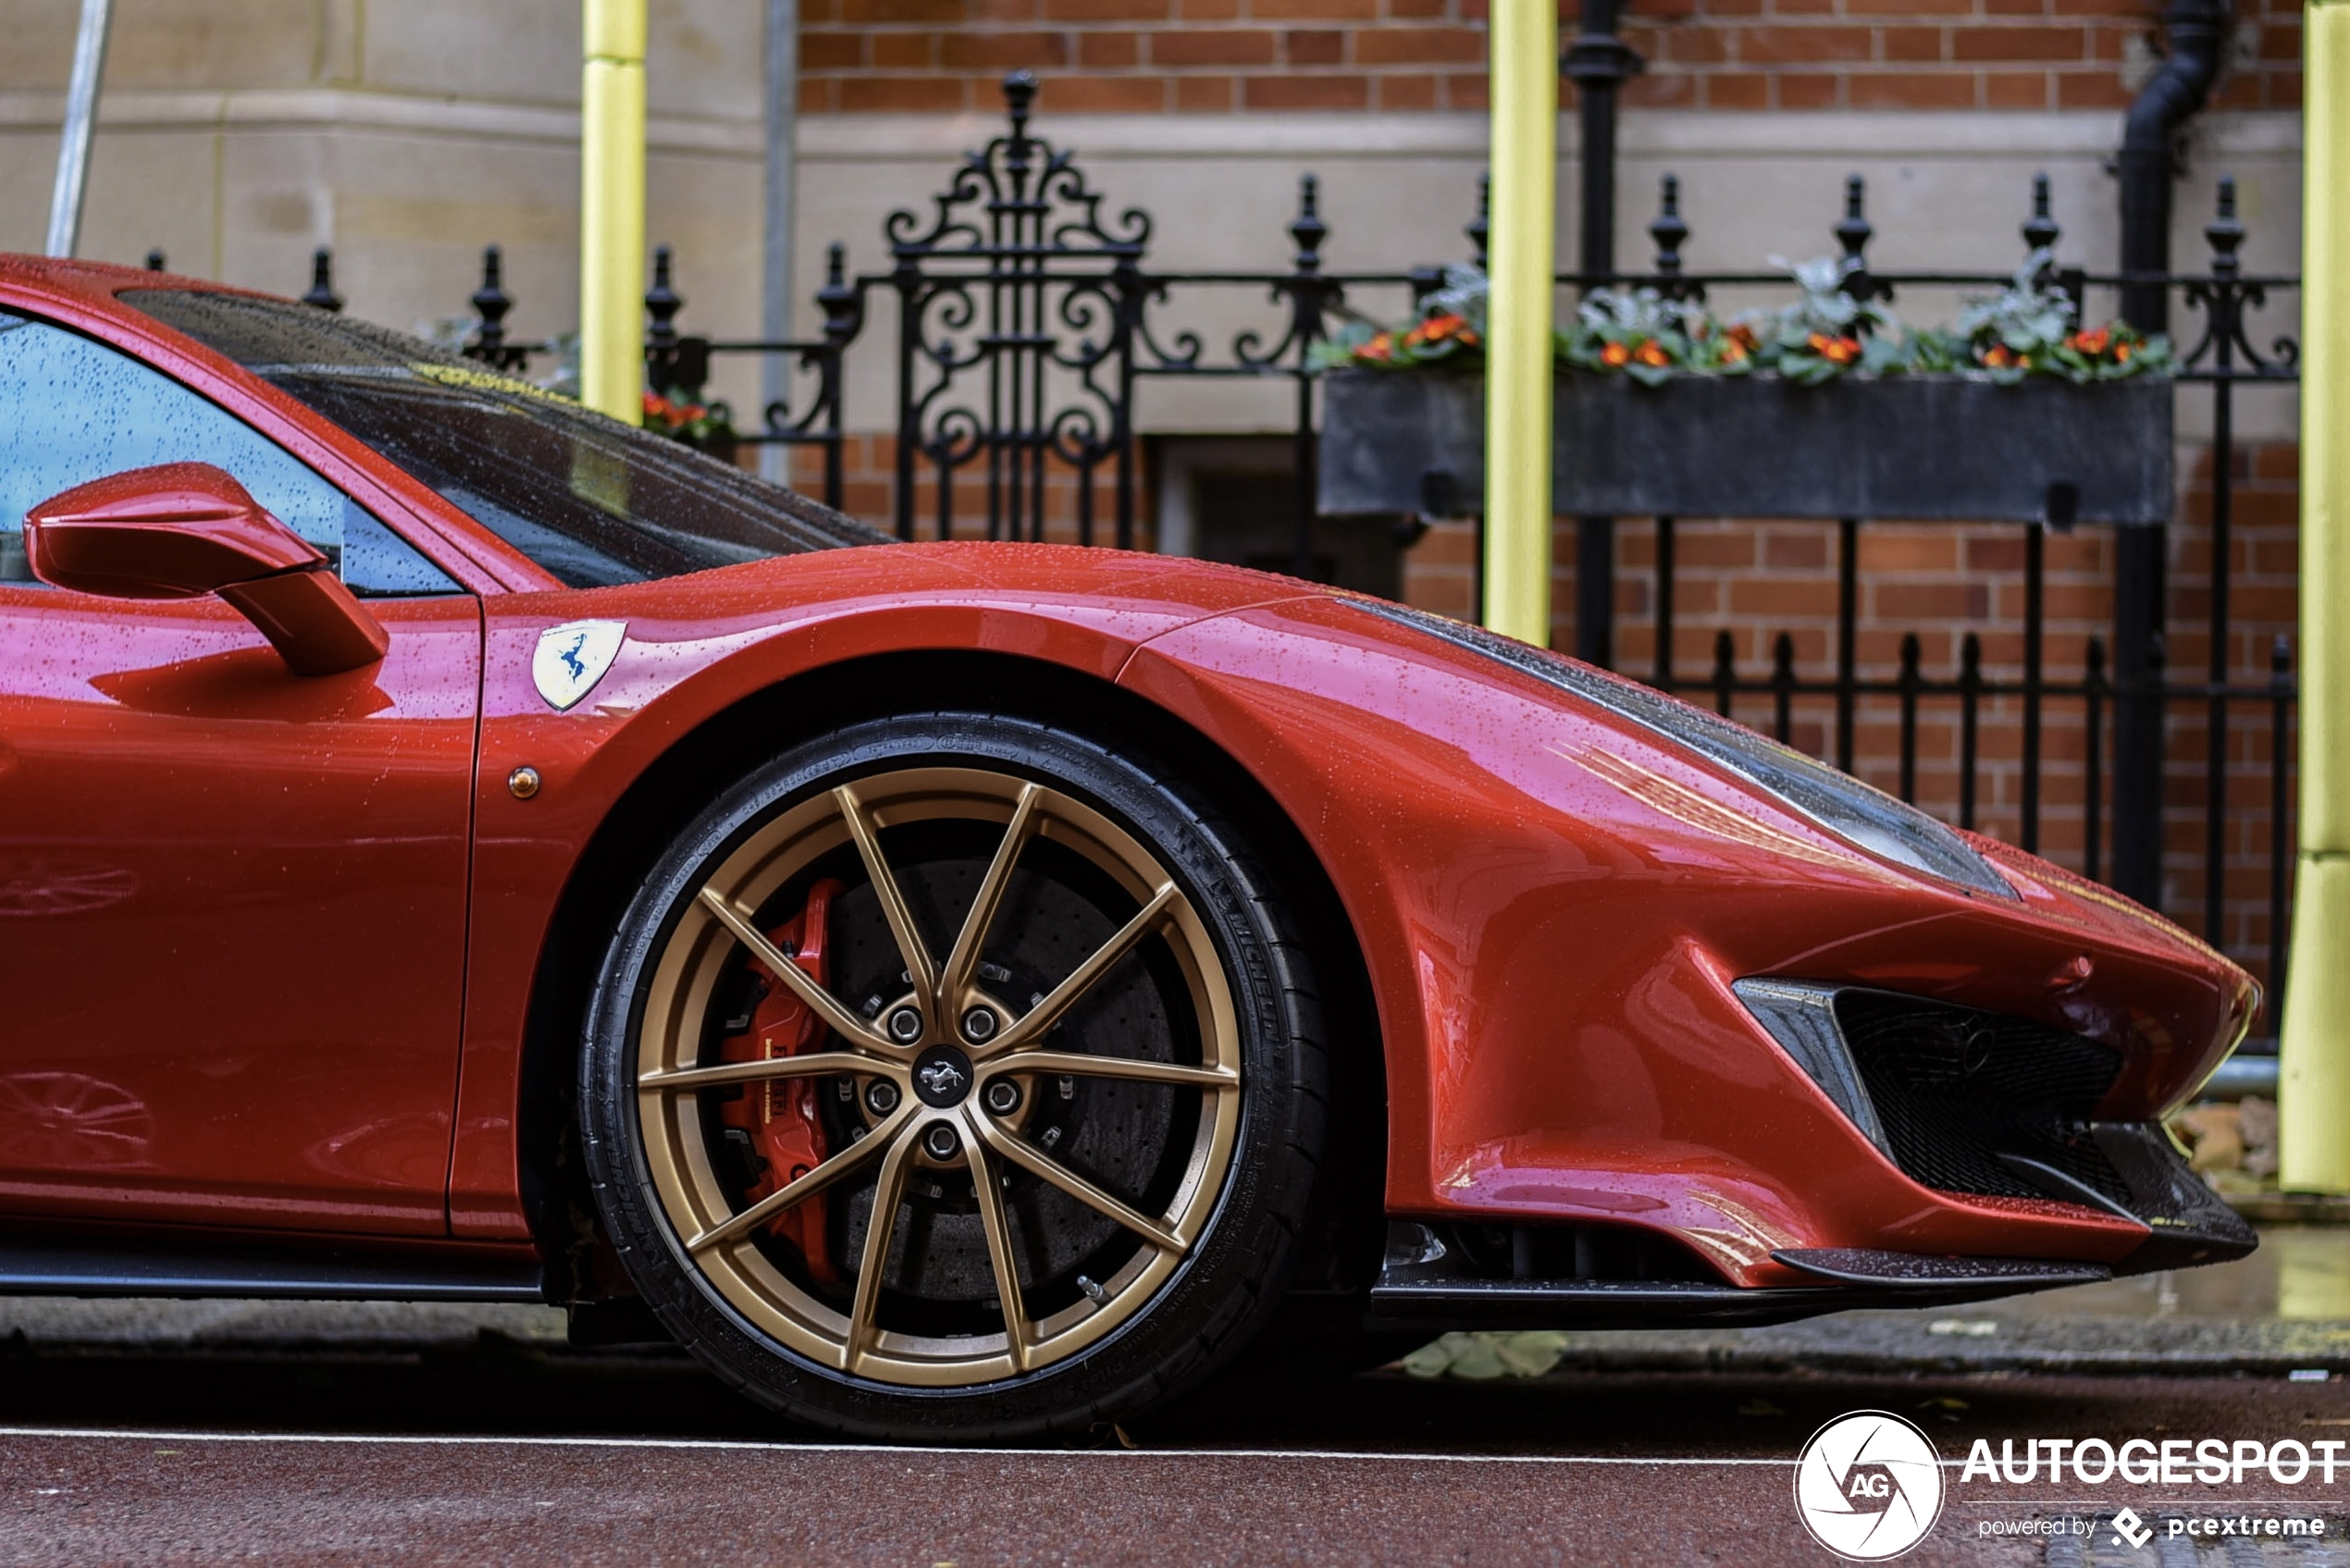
[1481,1,1558,645]
[581,0,648,422]
[2282,0,2350,1193]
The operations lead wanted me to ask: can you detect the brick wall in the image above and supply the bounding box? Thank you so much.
[798,0,2302,116]
[1619,0,2302,113]
[788,436,1142,546]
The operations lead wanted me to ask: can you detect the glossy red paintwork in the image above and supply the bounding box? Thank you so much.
[0,588,477,1233]
[1121,598,2246,1283]
[26,463,326,596]
[28,463,390,676]
[212,568,392,678]
[0,261,2254,1290]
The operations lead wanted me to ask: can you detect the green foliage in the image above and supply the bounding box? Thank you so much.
[1424,262,1489,342]
[1401,1331,1573,1380]
[1308,266,1490,372]
[1559,287,1705,387]
[1317,253,2171,389]
[1956,250,2173,385]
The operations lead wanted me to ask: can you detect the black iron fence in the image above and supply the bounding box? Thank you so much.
[277,71,2299,1043]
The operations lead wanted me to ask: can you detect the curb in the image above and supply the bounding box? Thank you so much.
[1404,1314,2350,1383]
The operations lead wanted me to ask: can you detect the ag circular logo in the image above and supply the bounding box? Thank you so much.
[1792,1410,1945,1561]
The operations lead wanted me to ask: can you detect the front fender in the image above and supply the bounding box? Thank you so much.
[1120,596,2228,1283]
[451,543,1313,1238]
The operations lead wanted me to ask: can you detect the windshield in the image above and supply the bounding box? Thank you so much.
[124,290,885,587]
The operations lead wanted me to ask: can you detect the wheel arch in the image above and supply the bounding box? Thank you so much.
[516,647,1387,1305]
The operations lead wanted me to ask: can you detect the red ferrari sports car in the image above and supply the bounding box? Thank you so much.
[0,259,2255,1439]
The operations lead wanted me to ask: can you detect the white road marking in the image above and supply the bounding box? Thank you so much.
[0,1426,1789,1466]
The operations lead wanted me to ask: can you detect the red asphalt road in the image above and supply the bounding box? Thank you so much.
[3,1426,2346,1566]
[0,1354,2344,1564]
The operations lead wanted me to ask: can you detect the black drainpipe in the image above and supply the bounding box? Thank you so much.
[1563,0,1643,667]
[2109,0,2227,906]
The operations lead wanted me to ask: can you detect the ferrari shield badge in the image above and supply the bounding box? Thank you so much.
[532,620,627,711]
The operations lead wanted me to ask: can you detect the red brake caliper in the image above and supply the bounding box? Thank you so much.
[715,877,845,1286]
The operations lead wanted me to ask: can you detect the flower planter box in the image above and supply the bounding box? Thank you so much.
[1317,370,2174,525]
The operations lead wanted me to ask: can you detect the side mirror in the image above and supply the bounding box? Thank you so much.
[25,463,388,676]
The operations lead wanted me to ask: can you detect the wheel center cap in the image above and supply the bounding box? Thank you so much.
[912,1044,975,1108]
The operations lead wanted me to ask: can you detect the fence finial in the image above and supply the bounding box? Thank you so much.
[2207,175,2245,275]
[1832,174,1886,304]
[1835,173,1872,263]
[1003,69,1037,141]
[2022,172,2059,254]
[470,245,513,361]
[818,241,860,344]
[646,243,682,347]
[302,246,343,312]
[143,248,165,272]
[1290,175,1326,275]
[1650,174,1688,279]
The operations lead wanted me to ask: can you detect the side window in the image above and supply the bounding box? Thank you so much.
[0,312,458,596]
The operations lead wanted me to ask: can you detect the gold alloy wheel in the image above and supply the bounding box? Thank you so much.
[634,766,1243,1389]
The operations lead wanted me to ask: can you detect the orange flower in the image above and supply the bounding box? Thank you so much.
[1727,322,1759,352]
[1357,332,1394,364]
[1808,332,1861,366]
[2070,327,2112,356]
[1634,339,1671,368]
[643,391,677,420]
[2114,340,2134,364]
[1407,312,1470,348]
[1720,340,1748,365]
[1600,341,1632,368]
[1983,345,2013,369]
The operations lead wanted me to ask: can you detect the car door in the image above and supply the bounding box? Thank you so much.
[0,307,479,1236]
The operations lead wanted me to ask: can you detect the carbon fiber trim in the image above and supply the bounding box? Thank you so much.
[2091,1120,2259,1271]
[1733,977,1888,1156]
[0,1241,547,1302]
[1770,1247,2109,1289]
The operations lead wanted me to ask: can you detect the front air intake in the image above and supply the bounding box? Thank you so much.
[1833,991,2129,1204]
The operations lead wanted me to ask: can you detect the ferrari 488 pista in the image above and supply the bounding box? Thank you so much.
[0,260,2255,1438]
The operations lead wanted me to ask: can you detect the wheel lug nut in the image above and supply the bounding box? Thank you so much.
[865,1080,899,1115]
[922,1123,961,1160]
[983,1079,1021,1115]
[885,1006,923,1043]
[960,1006,999,1044]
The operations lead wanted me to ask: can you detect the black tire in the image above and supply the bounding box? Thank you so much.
[579,710,1328,1440]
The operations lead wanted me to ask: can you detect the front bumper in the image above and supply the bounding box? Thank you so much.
[1738,978,2256,1275]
